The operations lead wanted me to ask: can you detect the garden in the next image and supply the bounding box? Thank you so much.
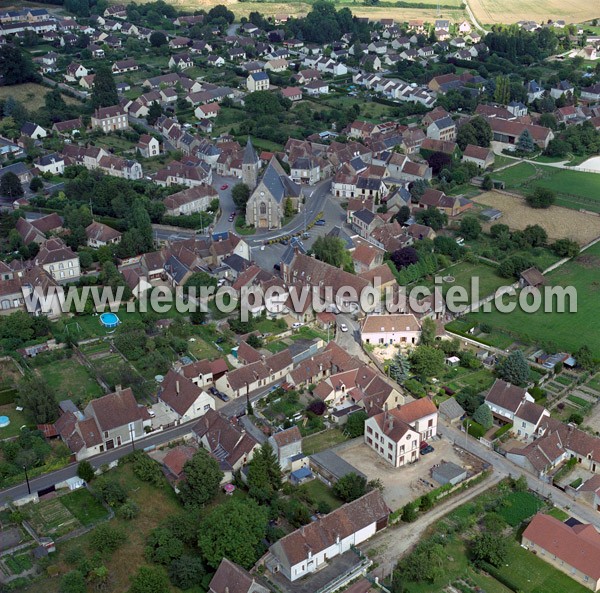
[388,478,589,593]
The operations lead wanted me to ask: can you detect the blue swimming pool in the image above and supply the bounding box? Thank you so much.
[100,312,120,329]
[0,415,10,428]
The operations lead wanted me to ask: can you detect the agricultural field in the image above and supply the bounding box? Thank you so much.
[472,191,600,244]
[489,163,600,215]
[469,0,598,25]
[0,83,78,111]
[466,241,600,357]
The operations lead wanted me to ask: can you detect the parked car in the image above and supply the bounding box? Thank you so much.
[220,184,229,190]
[339,323,348,332]
[218,392,230,402]
[292,322,303,329]
[315,219,326,226]
[421,445,434,455]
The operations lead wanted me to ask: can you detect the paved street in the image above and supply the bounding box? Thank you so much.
[211,173,236,234]
[0,421,197,505]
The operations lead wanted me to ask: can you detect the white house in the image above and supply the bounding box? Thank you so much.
[247,72,269,92]
[267,490,389,581]
[158,369,215,423]
[484,379,534,423]
[35,238,80,282]
[268,426,302,471]
[361,314,421,346]
[163,185,218,216]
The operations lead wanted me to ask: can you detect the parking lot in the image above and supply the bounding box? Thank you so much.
[336,437,485,511]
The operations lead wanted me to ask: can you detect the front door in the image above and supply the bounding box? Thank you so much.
[106,439,115,450]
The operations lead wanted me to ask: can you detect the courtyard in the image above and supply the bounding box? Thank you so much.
[336,438,486,511]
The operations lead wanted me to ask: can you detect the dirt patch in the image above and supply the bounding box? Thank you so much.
[473,191,600,244]
[576,255,600,269]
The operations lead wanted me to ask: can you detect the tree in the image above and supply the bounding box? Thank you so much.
[420,317,437,346]
[284,197,294,218]
[118,499,140,520]
[178,449,223,507]
[198,498,269,569]
[497,350,530,385]
[575,345,596,371]
[246,441,282,504]
[517,129,536,152]
[0,45,38,86]
[459,216,481,240]
[29,176,43,192]
[312,235,352,270]
[245,91,282,116]
[207,4,235,24]
[132,452,163,486]
[60,571,87,593]
[146,102,162,125]
[391,247,419,270]
[0,172,23,199]
[470,532,509,567]
[183,271,218,298]
[333,472,368,502]
[18,375,59,424]
[522,224,547,247]
[494,75,510,105]
[415,208,447,231]
[388,353,411,383]
[168,555,207,590]
[344,411,368,438]
[77,460,95,482]
[150,31,167,47]
[526,187,556,209]
[551,238,579,258]
[456,388,484,415]
[410,345,445,379]
[130,566,170,593]
[91,63,118,109]
[90,524,127,553]
[473,403,493,429]
[146,527,184,565]
[394,205,411,225]
[94,479,128,507]
[401,502,418,522]
[231,182,251,209]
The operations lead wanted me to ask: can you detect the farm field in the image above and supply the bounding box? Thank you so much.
[490,163,600,215]
[469,0,598,24]
[121,0,465,21]
[472,191,600,244]
[466,241,600,357]
[0,83,78,111]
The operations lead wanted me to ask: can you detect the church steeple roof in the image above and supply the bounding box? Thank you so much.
[242,136,259,166]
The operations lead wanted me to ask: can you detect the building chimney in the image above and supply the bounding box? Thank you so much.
[115,384,122,393]
[176,381,180,394]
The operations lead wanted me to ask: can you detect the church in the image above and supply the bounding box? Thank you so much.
[245,156,302,230]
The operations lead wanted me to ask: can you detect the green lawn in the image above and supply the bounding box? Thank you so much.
[298,478,343,511]
[302,429,348,455]
[498,491,542,526]
[495,542,592,593]
[466,242,600,357]
[0,404,29,439]
[35,357,103,404]
[60,488,109,527]
[492,161,538,186]
[435,261,506,303]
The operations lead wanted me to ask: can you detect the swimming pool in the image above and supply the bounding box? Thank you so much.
[0,416,10,428]
[99,312,120,329]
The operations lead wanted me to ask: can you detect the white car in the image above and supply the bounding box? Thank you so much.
[292,322,303,329]
[340,323,348,332]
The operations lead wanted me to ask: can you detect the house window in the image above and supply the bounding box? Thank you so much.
[388,443,392,450]
[366,426,372,434]
[104,431,108,438]
[428,419,433,427]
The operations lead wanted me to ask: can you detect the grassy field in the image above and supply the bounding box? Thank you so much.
[466,241,600,357]
[429,261,506,303]
[299,478,343,511]
[490,163,600,215]
[302,428,348,455]
[0,83,78,111]
[472,191,600,244]
[35,357,103,404]
[25,463,182,593]
[60,489,109,527]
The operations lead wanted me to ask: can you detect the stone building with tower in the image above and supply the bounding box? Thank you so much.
[245,157,302,230]
[241,137,260,189]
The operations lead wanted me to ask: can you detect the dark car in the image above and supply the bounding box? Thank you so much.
[421,445,434,455]
[314,219,326,226]
[218,392,231,402]
[280,239,289,245]
[273,263,281,271]
[209,386,219,396]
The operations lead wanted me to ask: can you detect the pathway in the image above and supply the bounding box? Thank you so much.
[463,0,487,33]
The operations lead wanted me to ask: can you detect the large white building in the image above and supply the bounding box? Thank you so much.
[361,314,422,346]
[364,399,438,467]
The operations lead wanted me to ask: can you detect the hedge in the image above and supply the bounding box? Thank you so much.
[0,388,17,405]
[463,418,485,439]
[479,561,520,592]
[493,423,513,440]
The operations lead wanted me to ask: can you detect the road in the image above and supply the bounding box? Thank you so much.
[212,174,237,234]
[41,76,88,101]
[335,313,370,362]
[0,421,197,505]
[438,422,600,527]
[464,0,487,33]
[152,225,196,243]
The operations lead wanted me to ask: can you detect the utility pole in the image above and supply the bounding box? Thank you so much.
[130,424,135,451]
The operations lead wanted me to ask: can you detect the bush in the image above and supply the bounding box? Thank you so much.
[526,187,556,209]
[77,460,95,483]
[117,499,140,520]
[463,418,485,439]
[90,524,127,554]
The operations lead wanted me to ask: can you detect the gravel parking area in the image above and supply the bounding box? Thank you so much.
[337,437,484,511]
